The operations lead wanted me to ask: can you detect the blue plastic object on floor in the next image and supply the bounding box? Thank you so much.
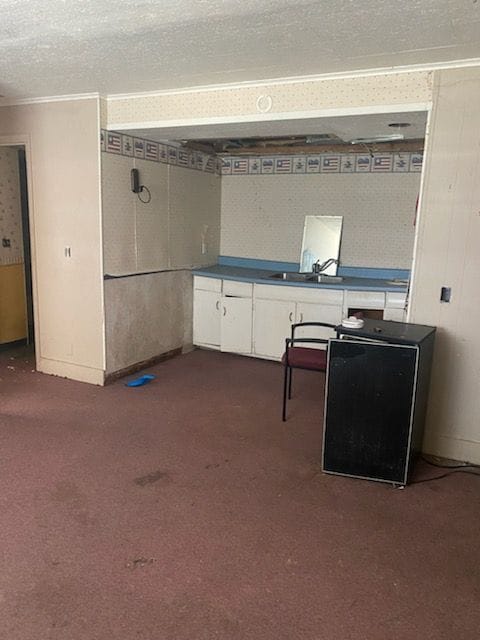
[125,374,156,387]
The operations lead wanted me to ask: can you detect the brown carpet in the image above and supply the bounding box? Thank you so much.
[0,347,479,639]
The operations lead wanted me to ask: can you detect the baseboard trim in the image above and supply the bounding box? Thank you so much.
[0,338,28,351]
[104,347,182,384]
[422,433,480,465]
[37,357,105,385]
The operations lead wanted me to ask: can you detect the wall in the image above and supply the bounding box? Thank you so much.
[0,147,27,343]
[106,71,432,126]
[409,67,480,464]
[221,159,421,268]
[101,132,221,374]
[0,99,104,384]
[104,271,192,374]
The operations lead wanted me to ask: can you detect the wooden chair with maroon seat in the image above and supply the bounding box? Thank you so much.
[281,322,336,421]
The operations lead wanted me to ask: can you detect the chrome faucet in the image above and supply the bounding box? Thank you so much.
[312,257,339,274]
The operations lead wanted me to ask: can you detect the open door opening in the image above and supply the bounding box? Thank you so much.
[0,145,35,365]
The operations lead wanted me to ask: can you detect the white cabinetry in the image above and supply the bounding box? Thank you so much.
[193,277,253,353]
[253,284,344,360]
[253,298,296,359]
[193,276,408,362]
[221,281,253,354]
[384,291,407,322]
[193,277,221,347]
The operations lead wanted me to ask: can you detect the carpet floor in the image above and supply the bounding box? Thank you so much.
[0,347,479,639]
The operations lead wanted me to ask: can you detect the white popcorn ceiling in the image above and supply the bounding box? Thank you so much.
[1,0,479,99]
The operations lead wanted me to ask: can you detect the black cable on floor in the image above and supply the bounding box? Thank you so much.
[421,454,480,470]
[411,468,480,485]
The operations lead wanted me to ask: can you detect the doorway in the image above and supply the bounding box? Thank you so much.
[0,145,35,362]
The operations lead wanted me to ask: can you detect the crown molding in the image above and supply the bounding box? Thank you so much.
[2,56,480,108]
[0,92,103,108]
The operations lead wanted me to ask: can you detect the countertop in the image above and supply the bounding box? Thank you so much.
[192,264,409,292]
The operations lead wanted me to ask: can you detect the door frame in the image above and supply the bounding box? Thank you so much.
[0,135,39,361]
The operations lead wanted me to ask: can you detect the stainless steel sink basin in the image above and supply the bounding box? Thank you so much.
[269,272,311,282]
[269,272,344,283]
[312,274,344,284]
[386,279,409,286]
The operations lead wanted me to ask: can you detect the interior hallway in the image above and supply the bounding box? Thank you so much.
[0,348,479,640]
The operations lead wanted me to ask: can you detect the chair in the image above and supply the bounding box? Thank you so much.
[281,322,336,421]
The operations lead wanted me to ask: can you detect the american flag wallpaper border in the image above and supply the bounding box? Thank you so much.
[100,130,422,177]
[221,152,422,175]
[100,130,221,175]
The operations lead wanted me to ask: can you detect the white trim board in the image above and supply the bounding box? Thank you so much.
[107,103,432,133]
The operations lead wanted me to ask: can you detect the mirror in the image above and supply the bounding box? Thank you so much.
[299,215,343,275]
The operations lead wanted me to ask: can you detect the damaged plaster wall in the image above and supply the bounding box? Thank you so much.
[104,270,193,374]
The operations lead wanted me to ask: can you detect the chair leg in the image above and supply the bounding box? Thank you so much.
[288,367,293,399]
[282,363,289,421]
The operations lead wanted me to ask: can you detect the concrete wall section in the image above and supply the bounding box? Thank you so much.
[104,270,193,375]
[0,99,104,384]
[221,173,420,269]
[409,68,480,464]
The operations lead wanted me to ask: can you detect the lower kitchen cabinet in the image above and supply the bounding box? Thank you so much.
[193,277,253,353]
[253,298,296,360]
[221,295,253,354]
[295,302,343,348]
[193,288,221,347]
[193,275,407,362]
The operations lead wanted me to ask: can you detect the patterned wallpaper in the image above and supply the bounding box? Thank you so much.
[221,152,422,175]
[221,172,421,269]
[101,129,221,175]
[106,71,432,125]
[0,148,23,266]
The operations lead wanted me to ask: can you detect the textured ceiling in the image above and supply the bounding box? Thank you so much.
[1,0,479,100]
[125,111,428,144]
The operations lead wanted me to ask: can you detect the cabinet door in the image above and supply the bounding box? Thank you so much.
[193,289,220,347]
[221,296,253,354]
[253,299,295,360]
[383,308,406,322]
[295,302,342,349]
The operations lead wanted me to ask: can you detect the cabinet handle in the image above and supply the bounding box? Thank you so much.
[216,300,220,310]
[223,307,227,316]
[289,311,293,322]
[299,313,303,322]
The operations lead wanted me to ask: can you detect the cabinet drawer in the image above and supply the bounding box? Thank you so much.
[345,290,385,309]
[223,280,253,298]
[254,283,343,305]
[194,275,222,293]
[385,292,407,309]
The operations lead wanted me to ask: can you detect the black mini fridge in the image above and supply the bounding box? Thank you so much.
[322,319,435,485]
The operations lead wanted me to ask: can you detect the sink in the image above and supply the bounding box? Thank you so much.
[269,272,344,284]
[386,279,409,286]
[269,272,311,282]
[312,274,344,284]
[305,274,344,283]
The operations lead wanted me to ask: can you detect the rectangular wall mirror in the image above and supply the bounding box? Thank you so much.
[299,215,343,275]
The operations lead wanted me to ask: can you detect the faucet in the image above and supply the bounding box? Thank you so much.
[312,257,339,274]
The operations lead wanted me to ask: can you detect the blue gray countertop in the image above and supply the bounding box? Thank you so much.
[193,257,409,293]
